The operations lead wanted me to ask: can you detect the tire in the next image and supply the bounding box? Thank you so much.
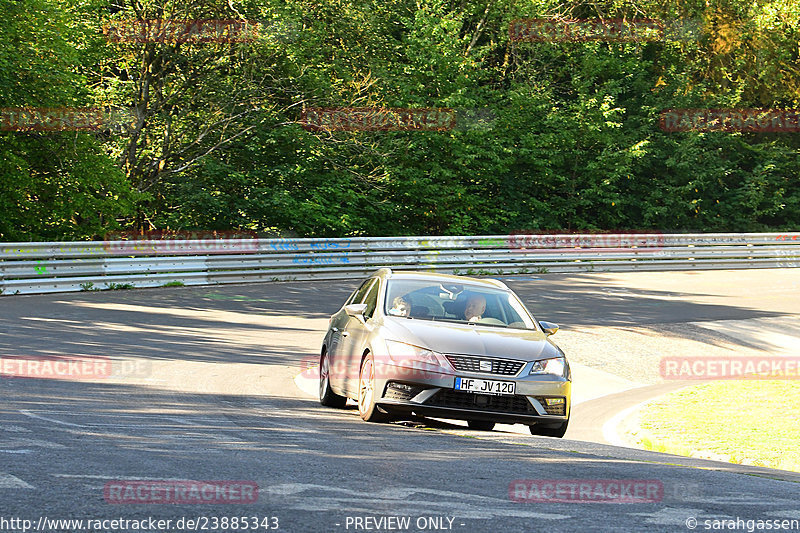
[319,351,347,408]
[529,419,569,438]
[467,420,496,431]
[358,353,389,422]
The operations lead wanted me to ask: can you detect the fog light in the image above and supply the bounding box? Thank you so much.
[384,382,424,401]
[534,396,567,415]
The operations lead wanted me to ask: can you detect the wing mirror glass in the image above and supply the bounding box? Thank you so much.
[539,320,559,336]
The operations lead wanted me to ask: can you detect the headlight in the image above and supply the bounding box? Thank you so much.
[385,340,448,368]
[529,357,566,376]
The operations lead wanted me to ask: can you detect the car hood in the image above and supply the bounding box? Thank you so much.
[381,318,562,361]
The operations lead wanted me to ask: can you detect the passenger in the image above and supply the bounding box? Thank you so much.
[463,295,486,322]
[388,296,411,317]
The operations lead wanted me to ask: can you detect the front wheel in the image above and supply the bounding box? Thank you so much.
[319,351,347,408]
[529,419,569,438]
[358,353,389,422]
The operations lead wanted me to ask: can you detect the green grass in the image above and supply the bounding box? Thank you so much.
[104,282,135,290]
[161,281,185,287]
[636,381,800,472]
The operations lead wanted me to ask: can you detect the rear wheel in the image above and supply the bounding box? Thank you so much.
[529,419,569,438]
[467,420,496,431]
[319,351,346,408]
[358,353,389,422]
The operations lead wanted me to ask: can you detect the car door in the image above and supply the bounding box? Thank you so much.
[340,278,381,395]
[328,278,374,392]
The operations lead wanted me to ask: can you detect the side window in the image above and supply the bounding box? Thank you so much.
[362,280,381,319]
[347,278,374,305]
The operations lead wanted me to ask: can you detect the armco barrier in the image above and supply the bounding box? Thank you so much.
[0,233,799,295]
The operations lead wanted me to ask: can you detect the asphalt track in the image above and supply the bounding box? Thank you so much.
[0,269,798,532]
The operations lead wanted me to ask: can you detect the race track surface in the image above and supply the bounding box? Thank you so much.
[1,269,798,532]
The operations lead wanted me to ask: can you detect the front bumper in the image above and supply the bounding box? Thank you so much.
[373,363,571,425]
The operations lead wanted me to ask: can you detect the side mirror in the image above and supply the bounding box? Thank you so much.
[539,321,559,336]
[345,303,367,317]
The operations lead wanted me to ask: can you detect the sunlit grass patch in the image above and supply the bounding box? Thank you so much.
[634,381,800,472]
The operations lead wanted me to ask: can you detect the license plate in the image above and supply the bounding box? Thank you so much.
[454,377,515,396]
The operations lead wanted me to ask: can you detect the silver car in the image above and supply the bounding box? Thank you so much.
[319,269,571,437]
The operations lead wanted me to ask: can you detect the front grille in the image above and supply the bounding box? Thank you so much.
[424,390,537,415]
[445,355,525,376]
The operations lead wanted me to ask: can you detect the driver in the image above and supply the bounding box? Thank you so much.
[463,295,486,321]
[388,296,411,317]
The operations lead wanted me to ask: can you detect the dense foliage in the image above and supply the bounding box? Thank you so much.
[2,0,799,240]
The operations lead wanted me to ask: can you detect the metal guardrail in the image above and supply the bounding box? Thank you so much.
[1,233,799,295]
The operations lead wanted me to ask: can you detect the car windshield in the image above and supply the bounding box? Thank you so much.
[384,279,538,330]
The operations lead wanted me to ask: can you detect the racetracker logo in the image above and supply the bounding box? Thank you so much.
[0,107,104,132]
[300,107,457,132]
[660,357,800,380]
[507,231,665,252]
[301,353,450,382]
[0,357,112,380]
[104,480,258,504]
[103,19,259,43]
[509,479,663,503]
[103,230,259,255]
[660,109,800,132]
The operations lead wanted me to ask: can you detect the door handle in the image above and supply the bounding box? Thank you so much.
[341,331,350,337]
